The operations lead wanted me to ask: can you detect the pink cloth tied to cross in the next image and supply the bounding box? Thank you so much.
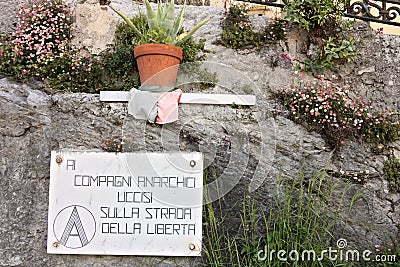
[156,89,182,124]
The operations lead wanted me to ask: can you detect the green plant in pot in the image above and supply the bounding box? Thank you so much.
[110,0,208,89]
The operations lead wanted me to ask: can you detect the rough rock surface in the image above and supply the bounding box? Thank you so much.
[0,2,399,267]
[340,22,400,112]
[72,3,117,54]
[0,0,17,33]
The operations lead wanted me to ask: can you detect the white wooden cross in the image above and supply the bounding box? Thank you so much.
[100,91,256,105]
[100,89,256,124]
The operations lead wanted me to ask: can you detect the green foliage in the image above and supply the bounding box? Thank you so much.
[82,13,211,91]
[6,0,73,76]
[219,4,259,49]
[283,0,349,32]
[322,37,356,64]
[360,112,400,145]
[203,169,360,266]
[219,4,286,49]
[261,18,287,45]
[299,37,357,72]
[114,14,210,61]
[95,20,142,91]
[259,171,355,267]
[0,1,210,93]
[0,33,19,77]
[0,0,67,77]
[96,47,140,91]
[383,156,400,193]
[276,76,400,148]
[114,14,149,47]
[110,0,208,45]
[42,50,101,92]
[180,37,209,63]
[100,14,211,91]
[0,0,101,92]
[230,102,244,109]
[197,69,217,89]
[284,0,357,72]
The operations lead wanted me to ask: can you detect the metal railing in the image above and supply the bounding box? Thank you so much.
[346,0,400,26]
[242,0,400,27]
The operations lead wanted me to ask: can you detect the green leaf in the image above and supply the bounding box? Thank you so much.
[161,0,175,33]
[157,1,162,26]
[109,6,143,37]
[175,19,209,45]
[172,0,186,40]
[144,0,158,30]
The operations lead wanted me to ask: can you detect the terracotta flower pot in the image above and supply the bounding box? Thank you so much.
[134,44,183,87]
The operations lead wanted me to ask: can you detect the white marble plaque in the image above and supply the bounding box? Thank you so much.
[47,151,203,256]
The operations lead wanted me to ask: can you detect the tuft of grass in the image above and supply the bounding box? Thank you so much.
[383,155,400,193]
[202,168,363,266]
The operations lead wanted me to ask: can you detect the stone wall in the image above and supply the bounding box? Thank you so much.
[0,0,17,32]
[0,2,399,266]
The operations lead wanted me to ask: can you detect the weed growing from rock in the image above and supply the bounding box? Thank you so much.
[276,75,400,148]
[284,0,349,32]
[0,0,98,92]
[261,18,287,45]
[218,4,286,49]
[383,155,400,193]
[203,169,360,266]
[219,4,258,49]
[95,17,143,91]
[301,35,357,72]
[283,0,357,72]
[9,0,73,77]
